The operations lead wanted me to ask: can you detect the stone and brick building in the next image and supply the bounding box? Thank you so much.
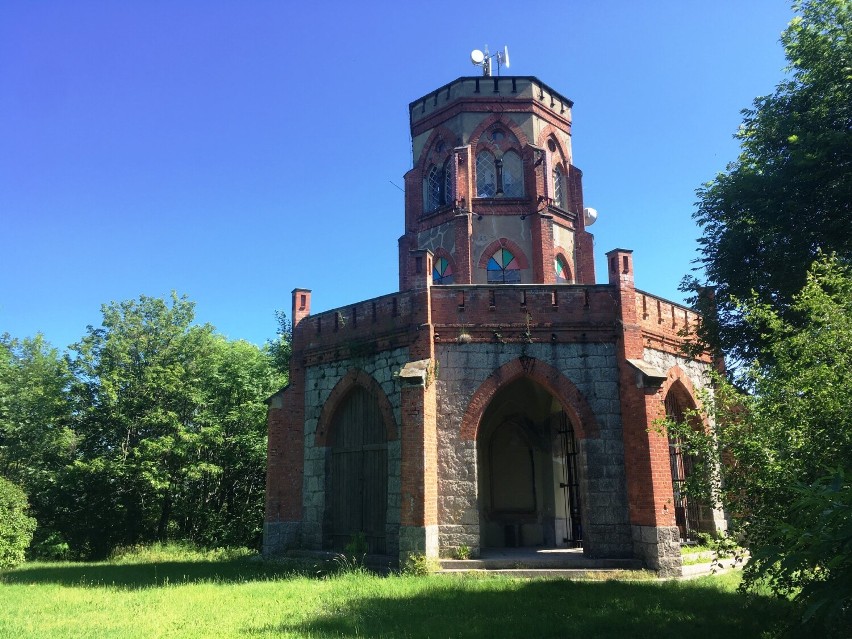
[264,74,724,575]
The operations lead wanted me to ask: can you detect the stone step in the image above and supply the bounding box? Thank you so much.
[440,557,642,571]
[439,567,647,579]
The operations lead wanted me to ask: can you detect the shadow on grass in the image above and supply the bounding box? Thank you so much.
[0,557,322,589]
[257,577,814,639]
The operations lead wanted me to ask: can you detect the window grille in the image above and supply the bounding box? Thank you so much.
[553,166,566,210]
[476,152,497,198]
[426,165,442,212]
[501,151,524,197]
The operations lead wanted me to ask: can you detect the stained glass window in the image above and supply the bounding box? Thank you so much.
[433,256,454,284]
[487,248,521,283]
[502,150,524,197]
[555,256,571,283]
[553,166,566,210]
[476,152,497,198]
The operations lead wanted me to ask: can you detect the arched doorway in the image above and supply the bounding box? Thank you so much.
[477,377,583,549]
[326,385,387,554]
[664,383,712,542]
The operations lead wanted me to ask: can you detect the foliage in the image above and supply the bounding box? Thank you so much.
[666,255,852,634]
[0,476,37,570]
[265,310,291,376]
[455,544,471,560]
[0,293,287,559]
[683,0,852,365]
[0,334,75,549]
[400,552,441,575]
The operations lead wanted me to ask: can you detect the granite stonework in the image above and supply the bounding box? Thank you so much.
[632,525,682,577]
[300,347,409,558]
[435,342,632,559]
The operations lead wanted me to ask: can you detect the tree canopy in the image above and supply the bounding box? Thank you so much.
[685,0,852,365]
[0,294,286,558]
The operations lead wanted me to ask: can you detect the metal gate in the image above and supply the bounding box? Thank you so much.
[558,411,583,547]
[665,392,700,541]
[329,386,387,554]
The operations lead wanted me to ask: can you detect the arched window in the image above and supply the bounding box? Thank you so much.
[487,248,521,283]
[425,164,442,212]
[555,255,572,283]
[553,166,566,210]
[501,150,524,197]
[433,256,454,284]
[476,151,497,197]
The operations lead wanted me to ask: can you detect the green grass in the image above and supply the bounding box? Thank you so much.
[0,545,814,639]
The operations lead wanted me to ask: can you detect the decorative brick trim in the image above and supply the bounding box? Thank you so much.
[476,237,531,270]
[537,125,569,164]
[468,113,531,152]
[416,125,459,171]
[554,249,573,283]
[315,369,399,446]
[460,356,599,441]
[659,366,699,410]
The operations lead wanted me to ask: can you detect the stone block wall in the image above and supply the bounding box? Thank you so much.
[434,341,632,558]
[299,347,410,557]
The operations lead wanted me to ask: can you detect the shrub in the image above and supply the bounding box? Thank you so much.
[401,553,440,575]
[0,476,37,570]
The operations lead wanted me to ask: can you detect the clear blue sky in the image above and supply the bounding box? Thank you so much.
[1,1,793,350]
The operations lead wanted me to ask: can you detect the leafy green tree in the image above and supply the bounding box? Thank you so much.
[0,476,37,569]
[685,0,852,365]
[0,335,74,549]
[58,293,284,556]
[668,255,852,633]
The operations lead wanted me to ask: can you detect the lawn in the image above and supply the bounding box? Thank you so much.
[0,547,814,639]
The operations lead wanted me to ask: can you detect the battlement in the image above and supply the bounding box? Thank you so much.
[409,76,573,127]
[635,289,708,359]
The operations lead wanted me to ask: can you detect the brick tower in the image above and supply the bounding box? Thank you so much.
[398,76,595,292]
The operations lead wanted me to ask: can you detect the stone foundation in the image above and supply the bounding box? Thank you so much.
[262,521,301,557]
[632,525,682,576]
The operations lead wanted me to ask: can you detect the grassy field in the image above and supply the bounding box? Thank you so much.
[0,546,813,639]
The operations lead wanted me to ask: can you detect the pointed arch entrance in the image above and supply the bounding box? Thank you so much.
[663,375,716,542]
[476,376,584,549]
[325,385,388,554]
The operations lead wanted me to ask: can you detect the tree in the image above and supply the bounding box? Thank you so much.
[0,476,37,570]
[0,335,74,549]
[56,293,284,556]
[668,255,852,633]
[685,0,852,366]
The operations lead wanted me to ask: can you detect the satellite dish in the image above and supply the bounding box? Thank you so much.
[503,46,510,68]
[470,49,484,65]
[583,207,598,226]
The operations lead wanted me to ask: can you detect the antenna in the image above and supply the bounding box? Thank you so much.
[470,44,511,77]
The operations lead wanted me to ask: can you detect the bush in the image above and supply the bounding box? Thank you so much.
[0,476,37,570]
[401,553,441,575]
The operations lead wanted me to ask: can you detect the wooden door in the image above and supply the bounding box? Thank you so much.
[329,386,387,554]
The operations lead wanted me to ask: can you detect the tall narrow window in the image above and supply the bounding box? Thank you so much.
[425,164,442,212]
[553,166,566,210]
[476,152,497,197]
[502,150,524,197]
[433,256,454,284]
[487,248,521,283]
[443,158,453,206]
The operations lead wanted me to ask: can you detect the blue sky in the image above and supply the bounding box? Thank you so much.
[1,1,793,350]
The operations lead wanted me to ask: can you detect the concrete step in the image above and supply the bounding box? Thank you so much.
[440,557,642,571]
[439,567,648,579]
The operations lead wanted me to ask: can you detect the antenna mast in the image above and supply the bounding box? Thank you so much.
[470,45,511,77]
